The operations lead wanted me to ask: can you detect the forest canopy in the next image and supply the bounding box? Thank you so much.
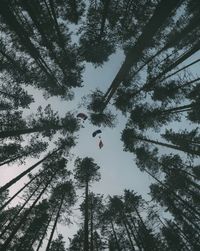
[0,0,200,250]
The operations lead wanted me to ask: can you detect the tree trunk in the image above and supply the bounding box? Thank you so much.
[136,135,200,156]
[129,216,145,251]
[0,124,63,139]
[0,182,42,238]
[84,181,89,251]
[126,216,143,251]
[172,220,200,248]
[110,219,121,251]
[90,197,94,251]
[22,1,69,78]
[145,155,200,191]
[0,168,45,212]
[166,77,200,94]
[0,1,59,86]
[160,104,192,114]
[36,211,54,251]
[0,147,62,194]
[102,0,182,108]
[99,0,111,38]
[122,218,136,251]
[144,40,200,91]
[161,58,200,82]
[0,154,23,167]
[144,167,200,221]
[45,194,64,251]
[47,0,69,59]
[0,176,53,250]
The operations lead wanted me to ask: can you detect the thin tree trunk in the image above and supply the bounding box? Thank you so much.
[90,197,94,251]
[0,154,24,167]
[146,155,200,190]
[36,211,54,251]
[161,58,200,82]
[45,194,64,251]
[0,1,60,87]
[110,220,121,251]
[0,124,63,139]
[129,216,145,250]
[0,169,46,212]
[136,136,200,156]
[122,218,136,251]
[172,220,200,248]
[143,41,200,91]
[144,167,200,221]
[0,147,62,194]
[99,0,111,38]
[168,76,200,94]
[84,181,89,251]
[126,216,143,251]
[0,176,53,250]
[102,0,182,108]
[47,0,69,59]
[0,182,42,238]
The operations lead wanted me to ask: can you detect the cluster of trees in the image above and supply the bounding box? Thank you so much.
[0,0,200,250]
[2,154,199,250]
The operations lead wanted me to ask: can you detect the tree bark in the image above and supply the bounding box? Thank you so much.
[144,167,200,221]
[144,41,200,91]
[110,219,121,251]
[126,216,143,251]
[122,218,136,251]
[0,182,42,238]
[0,167,46,212]
[99,0,111,38]
[161,58,200,82]
[0,176,53,250]
[84,181,89,251]
[35,211,54,251]
[0,125,63,139]
[136,135,200,156]
[0,147,62,194]
[102,0,182,108]
[45,194,64,251]
[90,197,94,251]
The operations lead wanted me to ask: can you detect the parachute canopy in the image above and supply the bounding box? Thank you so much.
[77,113,88,120]
[92,129,102,137]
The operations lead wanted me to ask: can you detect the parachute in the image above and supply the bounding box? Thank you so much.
[92,129,102,138]
[77,113,88,121]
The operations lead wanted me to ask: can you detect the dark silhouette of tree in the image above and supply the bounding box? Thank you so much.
[122,127,200,157]
[101,0,182,108]
[0,135,75,194]
[0,105,79,141]
[48,234,66,251]
[45,181,76,251]
[74,157,101,251]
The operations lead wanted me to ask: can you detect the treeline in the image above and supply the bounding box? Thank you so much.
[1,155,200,250]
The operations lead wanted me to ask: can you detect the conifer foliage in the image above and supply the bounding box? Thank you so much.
[0,0,200,250]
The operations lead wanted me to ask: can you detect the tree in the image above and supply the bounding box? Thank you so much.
[0,135,75,194]
[122,127,200,157]
[0,105,79,141]
[74,157,101,251]
[101,0,182,108]
[45,181,76,251]
[49,234,66,251]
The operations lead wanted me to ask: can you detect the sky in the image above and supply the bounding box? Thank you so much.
[0,6,200,249]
